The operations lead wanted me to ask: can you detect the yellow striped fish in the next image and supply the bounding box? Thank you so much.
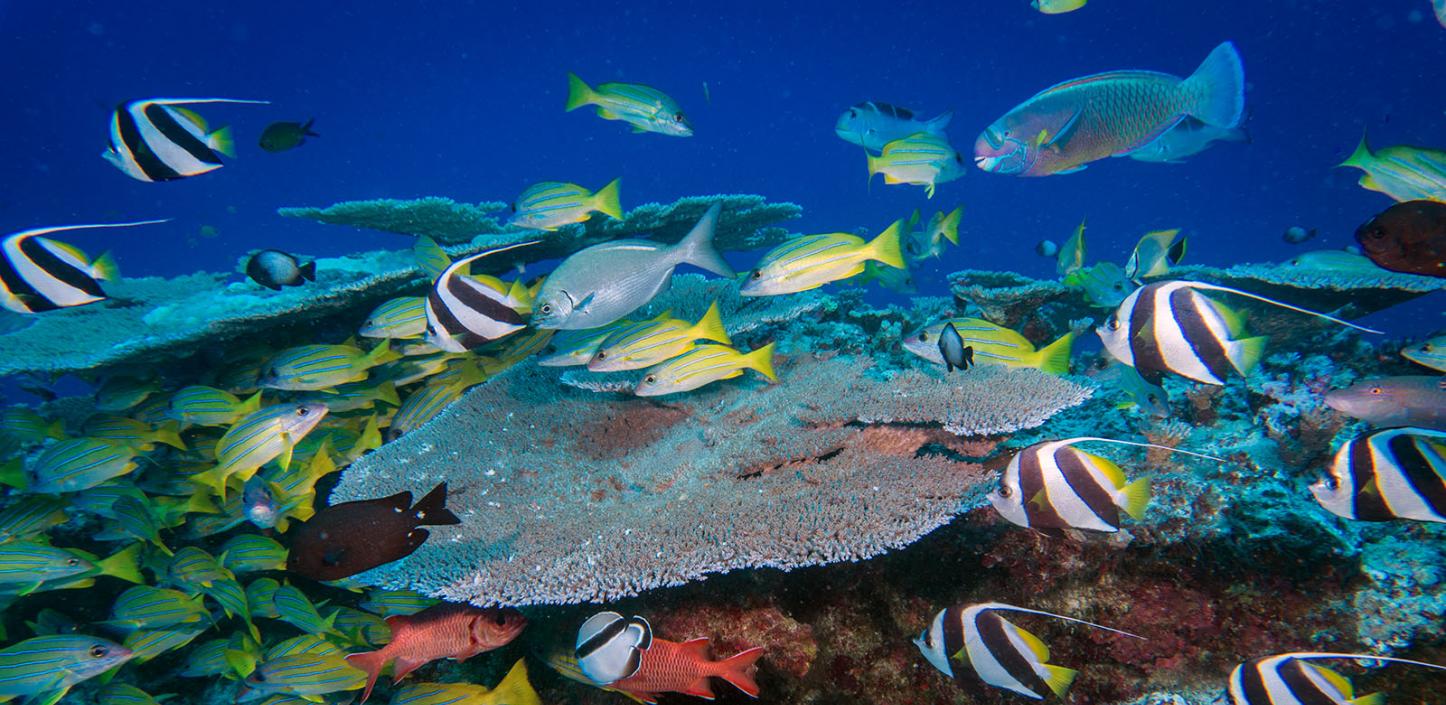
[359,296,428,339]
[166,545,232,589]
[220,534,288,574]
[0,496,68,543]
[742,221,906,296]
[565,72,692,136]
[392,659,541,705]
[97,682,167,705]
[0,407,65,445]
[589,301,731,372]
[101,585,208,631]
[387,375,478,442]
[0,541,142,593]
[243,653,366,699]
[634,342,777,397]
[167,385,262,428]
[190,402,329,498]
[867,133,967,198]
[83,415,187,451]
[509,179,624,231]
[1338,133,1446,203]
[538,309,673,367]
[121,626,205,663]
[902,319,1076,375]
[258,342,400,392]
[27,437,141,494]
[0,635,134,705]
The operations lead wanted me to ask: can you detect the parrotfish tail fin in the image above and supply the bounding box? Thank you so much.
[366,340,402,367]
[299,260,317,282]
[1039,663,1078,699]
[867,220,907,270]
[593,178,624,220]
[986,603,1145,640]
[344,650,386,705]
[692,300,732,345]
[207,126,236,158]
[713,645,765,698]
[1182,41,1245,128]
[1034,331,1076,376]
[413,482,461,526]
[1119,477,1152,520]
[1186,282,1382,334]
[745,343,778,383]
[925,111,953,134]
[940,206,963,245]
[414,235,452,277]
[91,251,120,281]
[1227,335,1269,376]
[155,420,188,451]
[1339,131,1373,169]
[99,543,144,584]
[491,660,539,705]
[674,203,734,277]
[564,72,594,111]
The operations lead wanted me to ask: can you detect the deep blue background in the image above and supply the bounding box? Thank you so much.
[0,1,1442,327]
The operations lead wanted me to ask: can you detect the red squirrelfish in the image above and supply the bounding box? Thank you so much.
[974,41,1245,176]
[345,603,527,703]
[613,637,764,704]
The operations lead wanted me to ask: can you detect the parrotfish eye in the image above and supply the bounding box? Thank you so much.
[89,644,107,658]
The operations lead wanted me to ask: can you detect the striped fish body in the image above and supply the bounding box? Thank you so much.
[266,634,343,660]
[634,343,777,397]
[178,636,240,677]
[122,626,205,663]
[0,541,102,586]
[360,296,428,339]
[104,585,208,631]
[359,589,438,617]
[0,635,133,700]
[989,440,1150,532]
[245,653,366,698]
[220,534,288,574]
[509,179,624,231]
[332,607,390,647]
[259,343,399,391]
[742,222,906,296]
[610,638,764,703]
[166,546,232,590]
[902,319,1075,375]
[98,682,165,705]
[0,223,142,313]
[1098,281,1263,385]
[84,415,186,451]
[426,244,535,352]
[975,42,1244,176]
[1312,427,1446,523]
[273,584,340,636]
[538,310,672,367]
[168,385,261,428]
[1228,655,1373,705]
[194,402,329,497]
[246,578,282,619]
[388,378,473,442]
[299,380,400,413]
[393,660,541,705]
[104,98,267,182]
[589,301,730,372]
[867,133,966,197]
[1339,136,1446,203]
[915,603,1075,699]
[566,73,692,137]
[0,496,68,543]
[0,407,65,445]
[28,438,140,494]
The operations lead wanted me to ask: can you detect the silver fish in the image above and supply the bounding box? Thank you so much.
[531,204,733,330]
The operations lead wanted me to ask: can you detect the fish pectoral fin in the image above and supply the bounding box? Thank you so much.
[28,687,71,705]
[574,293,596,314]
[1027,488,1051,511]
[1053,165,1088,174]
[1043,109,1083,152]
[390,656,430,683]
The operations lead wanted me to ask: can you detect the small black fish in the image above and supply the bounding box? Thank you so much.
[1282,226,1317,244]
[245,249,316,291]
[259,119,319,153]
[938,323,974,373]
[287,482,461,581]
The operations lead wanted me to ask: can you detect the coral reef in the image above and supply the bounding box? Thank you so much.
[278,197,512,244]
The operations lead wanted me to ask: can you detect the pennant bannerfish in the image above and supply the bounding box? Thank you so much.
[1228,652,1446,705]
[975,42,1245,176]
[1310,426,1446,523]
[425,241,539,352]
[0,220,167,313]
[104,97,269,182]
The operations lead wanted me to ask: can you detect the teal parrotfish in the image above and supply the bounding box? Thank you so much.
[975,42,1245,176]
[1125,117,1247,163]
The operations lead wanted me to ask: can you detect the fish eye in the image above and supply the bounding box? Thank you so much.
[1108,319,1121,331]
[999,485,1012,498]
[1370,387,1382,395]
[750,271,761,279]
[89,644,108,658]
[540,304,552,314]
[66,557,80,566]
[495,612,509,625]
[596,351,606,359]
[644,375,657,384]
[295,407,310,416]
[849,109,858,118]
[919,332,929,342]
[674,112,685,121]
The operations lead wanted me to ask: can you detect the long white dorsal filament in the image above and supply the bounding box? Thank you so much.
[1187,282,1381,334]
[984,602,1145,640]
[1061,437,1226,463]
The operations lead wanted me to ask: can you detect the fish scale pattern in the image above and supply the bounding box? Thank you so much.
[328,355,1091,606]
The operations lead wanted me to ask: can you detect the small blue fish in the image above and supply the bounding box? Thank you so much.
[102,585,210,631]
[0,635,134,705]
[122,626,206,663]
[27,438,141,494]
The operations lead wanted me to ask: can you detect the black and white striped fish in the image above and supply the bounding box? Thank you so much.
[424,240,539,353]
[104,98,269,182]
[1097,281,1379,385]
[914,602,1139,700]
[1310,427,1446,523]
[1228,652,1446,705]
[988,437,1223,533]
[1,220,167,314]
[575,610,652,685]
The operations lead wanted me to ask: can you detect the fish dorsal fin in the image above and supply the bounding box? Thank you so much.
[986,603,1145,640]
[1061,437,1227,464]
[1182,282,1381,334]
[172,106,208,131]
[679,637,711,659]
[1076,448,1127,488]
[38,237,91,266]
[1008,621,1051,662]
[414,236,452,277]
[1303,662,1355,699]
[1208,293,1250,338]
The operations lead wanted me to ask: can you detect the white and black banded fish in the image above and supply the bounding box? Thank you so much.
[1310,427,1446,523]
[424,240,539,353]
[104,98,269,182]
[988,437,1224,533]
[1097,281,1379,385]
[1228,652,1446,705]
[575,611,653,685]
[1,220,167,314]
[914,602,1140,700]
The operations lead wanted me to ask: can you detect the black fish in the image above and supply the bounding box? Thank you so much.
[259,119,319,153]
[287,482,461,581]
[938,322,974,372]
[245,249,316,291]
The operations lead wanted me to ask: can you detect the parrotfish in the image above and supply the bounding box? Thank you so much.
[532,204,732,329]
[0,635,134,705]
[915,602,1139,699]
[1337,134,1446,203]
[574,611,763,704]
[566,72,692,136]
[509,179,623,231]
[258,119,319,153]
[867,132,967,198]
[634,343,777,397]
[1284,249,1385,273]
[975,42,1245,176]
[1228,652,1446,705]
[1125,117,1247,163]
[835,101,952,153]
[1354,199,1445,278]
[902,319,1075,375]
[589,301,730,372]
[1324,376,1446,430]
[1311,427,1445,524]
[345,603,528,702]
[742,220,905,296]
[1402,334,1446,372]
[287,482,461,580]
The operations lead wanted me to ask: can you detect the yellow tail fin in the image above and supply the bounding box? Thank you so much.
[208,126,236,158]
[565,72,594,111]
[1228,335,1270,376]
[744,343,777,382]
[236,391,263,417]
[1039,664,1077,699]
[1032,331,1075,375]
[939,206,963,245]
[489,659,542,705]
[413,236,452,278]
[867,220,906,269]
[592,178,624,220]
[1118,477,1151,520]
[365,341,402,368]
[97,543,144,584]
[1338,131,1373,169]
[90,251,120,281]
[153,421,188,451]
[690,301,731,345]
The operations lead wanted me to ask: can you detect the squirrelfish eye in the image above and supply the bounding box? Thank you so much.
[89,644,107,658]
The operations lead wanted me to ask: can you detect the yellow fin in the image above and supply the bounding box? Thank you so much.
[1347,693,1384,705]
[488,659,542,705]
[690,301,731,345]
[1212,296,1250,338]
[1338,131,1373,169]
[1039,663,1077,698]
[1119,477,1151,520]
[1012,623,1051,662]
[592,178,624,220]
[564,72,594,111]
[414,236,452,278]
[90,251,120,281]
[1227,335,1270,376]
[97,543,143,584]
[939,206,963,245]
[1032,331,1075,375]
[743,343,777,382]
[207,126,235,158]
[867,220,906,269]
[1078,449,1127,488]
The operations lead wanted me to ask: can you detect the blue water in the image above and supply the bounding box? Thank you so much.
[3,1,1442,301]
